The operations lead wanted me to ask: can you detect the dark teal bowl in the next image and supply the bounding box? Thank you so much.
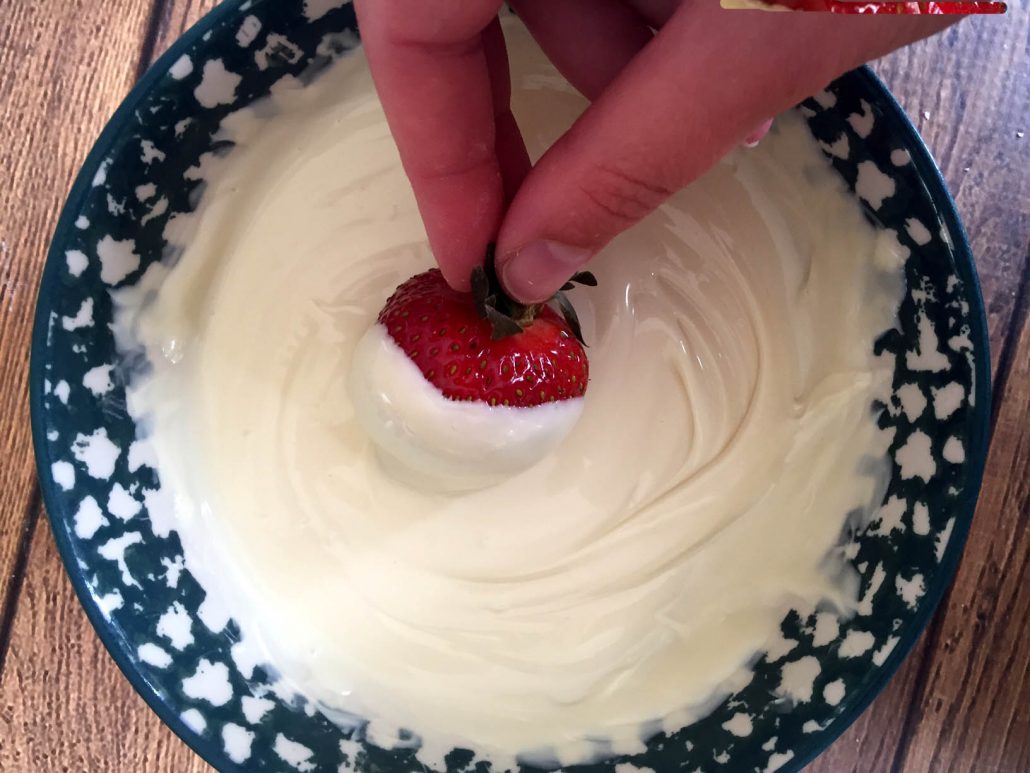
[29,1,990,771]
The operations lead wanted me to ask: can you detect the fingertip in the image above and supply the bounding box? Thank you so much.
[742,118,774,148]
[496,240,591,304]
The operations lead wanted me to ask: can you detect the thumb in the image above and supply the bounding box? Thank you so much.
[495,3,953,303]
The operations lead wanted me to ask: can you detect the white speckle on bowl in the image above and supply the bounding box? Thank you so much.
[912,501,931,536]
[183,659,234,706]
[839,630,875,658]
[97,235,140,285]
[62,298,94,331]
[237,15,262,47]
[942,436,965,463]
[82,363,114,396]
[255,33,303,70]
[871,495,906,536]
[303,0,349,21]
[872,635,900,667]
[97,531,143,587]
[65,249,88,276]
[195,59,242,108]
[411,747,448,773]
[157,601,195,650]
[140,139,166,165]
[231,639,262,680]
[95,589,124,619]
[764,629,798,662]
[53,380,70,404]
[777,656,820,703]
[935,517,955,562]
[810,612,839,647]
[813,89,836,108]
[822,679,845,706]
[858,562,887,616]
[242,695,276,724]
[932,382,964,419]
[905,217,932,246]
[74,215,90,229]
[51,460,75,491]
[107,482,141,521]
[722,712,753,737]
[141,196,169,226]
[181,708,207,734]
[764,750,795,773]
[106,193,126,216]
[170,54,194,80]
[161,554,185,588]
[138,642,173,668]
[72,428,120,479]
[890,148,911,166]
[92,159,110,187]
[127,439,157,473]
[135,183,157,202]
[142,486,175,538]
[274,734,315,771]
[223,722,256,763]
[948,330,972,352]
[895,573,926,609]
[802,720,822,733]
[897,430,936,482]
[855,160,895,209]
[872,228,910,272]
[199,592,231,633]
[820,133,849,159]
[847,100,874,138]
[73,495,108,539]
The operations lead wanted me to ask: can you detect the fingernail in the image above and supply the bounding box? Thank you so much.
[743,118,774,148]
[498,240,591,304]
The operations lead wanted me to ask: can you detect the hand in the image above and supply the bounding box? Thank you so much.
[354,0,952,302]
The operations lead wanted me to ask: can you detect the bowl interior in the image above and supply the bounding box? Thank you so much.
[30,1,990,771]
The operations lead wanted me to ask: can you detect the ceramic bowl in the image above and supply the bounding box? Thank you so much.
[30,1,990,771]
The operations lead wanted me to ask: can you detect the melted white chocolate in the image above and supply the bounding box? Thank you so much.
[114,22,905,769]
[349,323,585,492]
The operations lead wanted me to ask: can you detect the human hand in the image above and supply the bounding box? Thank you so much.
[354,0,952,302]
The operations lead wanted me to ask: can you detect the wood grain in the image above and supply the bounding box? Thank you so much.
[0,3,1026,772]
[0,0,157,632]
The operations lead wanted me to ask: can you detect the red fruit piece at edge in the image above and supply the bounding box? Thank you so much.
[378,269,589,408]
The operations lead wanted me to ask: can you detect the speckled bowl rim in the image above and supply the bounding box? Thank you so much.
[28,3,991,770]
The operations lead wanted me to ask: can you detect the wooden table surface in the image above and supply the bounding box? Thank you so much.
[0,3,1027,771]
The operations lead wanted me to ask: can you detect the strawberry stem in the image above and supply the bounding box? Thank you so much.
[470,245,594,344]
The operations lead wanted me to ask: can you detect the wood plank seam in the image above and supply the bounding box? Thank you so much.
[986,245,1030,432]
[135,0,171,83]
[0,486,41,683]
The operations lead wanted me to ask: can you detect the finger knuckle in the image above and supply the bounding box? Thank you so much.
[579,161,674,227]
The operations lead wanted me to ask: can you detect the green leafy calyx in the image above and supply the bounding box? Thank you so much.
[470,245,595,344]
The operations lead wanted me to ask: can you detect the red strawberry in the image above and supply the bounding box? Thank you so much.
[759,1,1004,12]
[377,258,591,408]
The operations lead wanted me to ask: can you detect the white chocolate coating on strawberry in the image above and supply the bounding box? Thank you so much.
[350,322,584,491]
[114,21,907,770]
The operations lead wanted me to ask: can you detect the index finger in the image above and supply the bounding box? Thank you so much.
[355,0,506,290]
